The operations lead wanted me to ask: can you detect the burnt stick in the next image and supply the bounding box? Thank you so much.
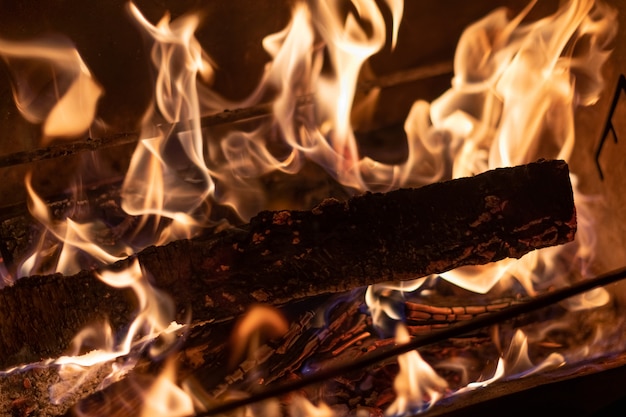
[196,266,626,417]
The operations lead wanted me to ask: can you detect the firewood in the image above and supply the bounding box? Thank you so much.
[0,159,575,369]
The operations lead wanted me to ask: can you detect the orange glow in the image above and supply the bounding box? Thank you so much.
[386,324,448,415]
[229,305,289,368]
[140,358,195,417]
[0,35,102,143]
[21,172,130,277]
[289,397,335,417]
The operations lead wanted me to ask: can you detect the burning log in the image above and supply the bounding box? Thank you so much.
[0,159,575,369]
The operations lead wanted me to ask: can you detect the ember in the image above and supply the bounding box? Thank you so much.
[0,0,622,416]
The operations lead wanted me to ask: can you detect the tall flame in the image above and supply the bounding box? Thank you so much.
[123,3,215,244]
[370,0,617,301]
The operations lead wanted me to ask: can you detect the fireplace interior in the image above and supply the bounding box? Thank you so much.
[1,0,626,416]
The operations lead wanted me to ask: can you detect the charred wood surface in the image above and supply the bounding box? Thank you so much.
[72,283,626,417]
[0,159,575,369]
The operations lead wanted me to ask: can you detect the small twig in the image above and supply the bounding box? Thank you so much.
[195,266,626,416]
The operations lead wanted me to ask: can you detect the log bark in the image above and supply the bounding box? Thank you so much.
[0,159,575,369]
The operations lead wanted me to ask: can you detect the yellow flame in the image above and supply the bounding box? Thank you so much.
[503,329,565,377]
[123,3,215,242]
[3,0,619,412]
[0,35,102,143]
[202,0,409,220]
[386,324,448,415]
[365,278,427,328]
[49,259,182,405]
[398,0,617,295]
[289,397,335,417]
[140,358,195,417]
[448,329,564,398]
[21,172,130,277]
[229,305,289,369]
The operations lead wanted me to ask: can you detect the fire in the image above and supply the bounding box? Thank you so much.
[369,0,617,309]
[21,172,129,276]
[139,358,194,417]
[229,305,289,368]
[122,3,215,244]
[48,259,183,406]
[0,0,620,415]
[413,0,616,291]
[289,397,334,417]
[0,35,103,143]
[385,324,447,416]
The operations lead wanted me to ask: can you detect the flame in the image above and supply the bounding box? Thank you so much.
[48,259,182,405]
[1,0,621,414]
[289,397,335,417]
[93,259,179,358]
[369,0,617,297]
[386,324,448,416]
[21,172,130,277]
[202,0,408,220]
[440,329,564,400]
[358,0,617,405]
[0,35,102,143]
[229,305,289,369]
[502,329,565,378]
[140,358,195,417]
[122,3,215,243]
[365,278,428,331]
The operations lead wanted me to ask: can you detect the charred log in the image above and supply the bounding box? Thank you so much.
[0,159,575,369]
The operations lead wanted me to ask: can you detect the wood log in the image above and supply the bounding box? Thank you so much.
[73,277,626,417]
[0,159,575,369]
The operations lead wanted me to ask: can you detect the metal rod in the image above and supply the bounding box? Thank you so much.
[195,266,626,416]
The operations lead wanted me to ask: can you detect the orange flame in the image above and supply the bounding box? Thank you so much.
[139,358,195,417]
[289,397,335,417]
[123,3,215,244]
[229,305,289,369]
[0,35,102,143]
[386,324,448,415]
[21,172,130,277]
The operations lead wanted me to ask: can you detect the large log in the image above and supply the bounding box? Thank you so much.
[0,159,575,369]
